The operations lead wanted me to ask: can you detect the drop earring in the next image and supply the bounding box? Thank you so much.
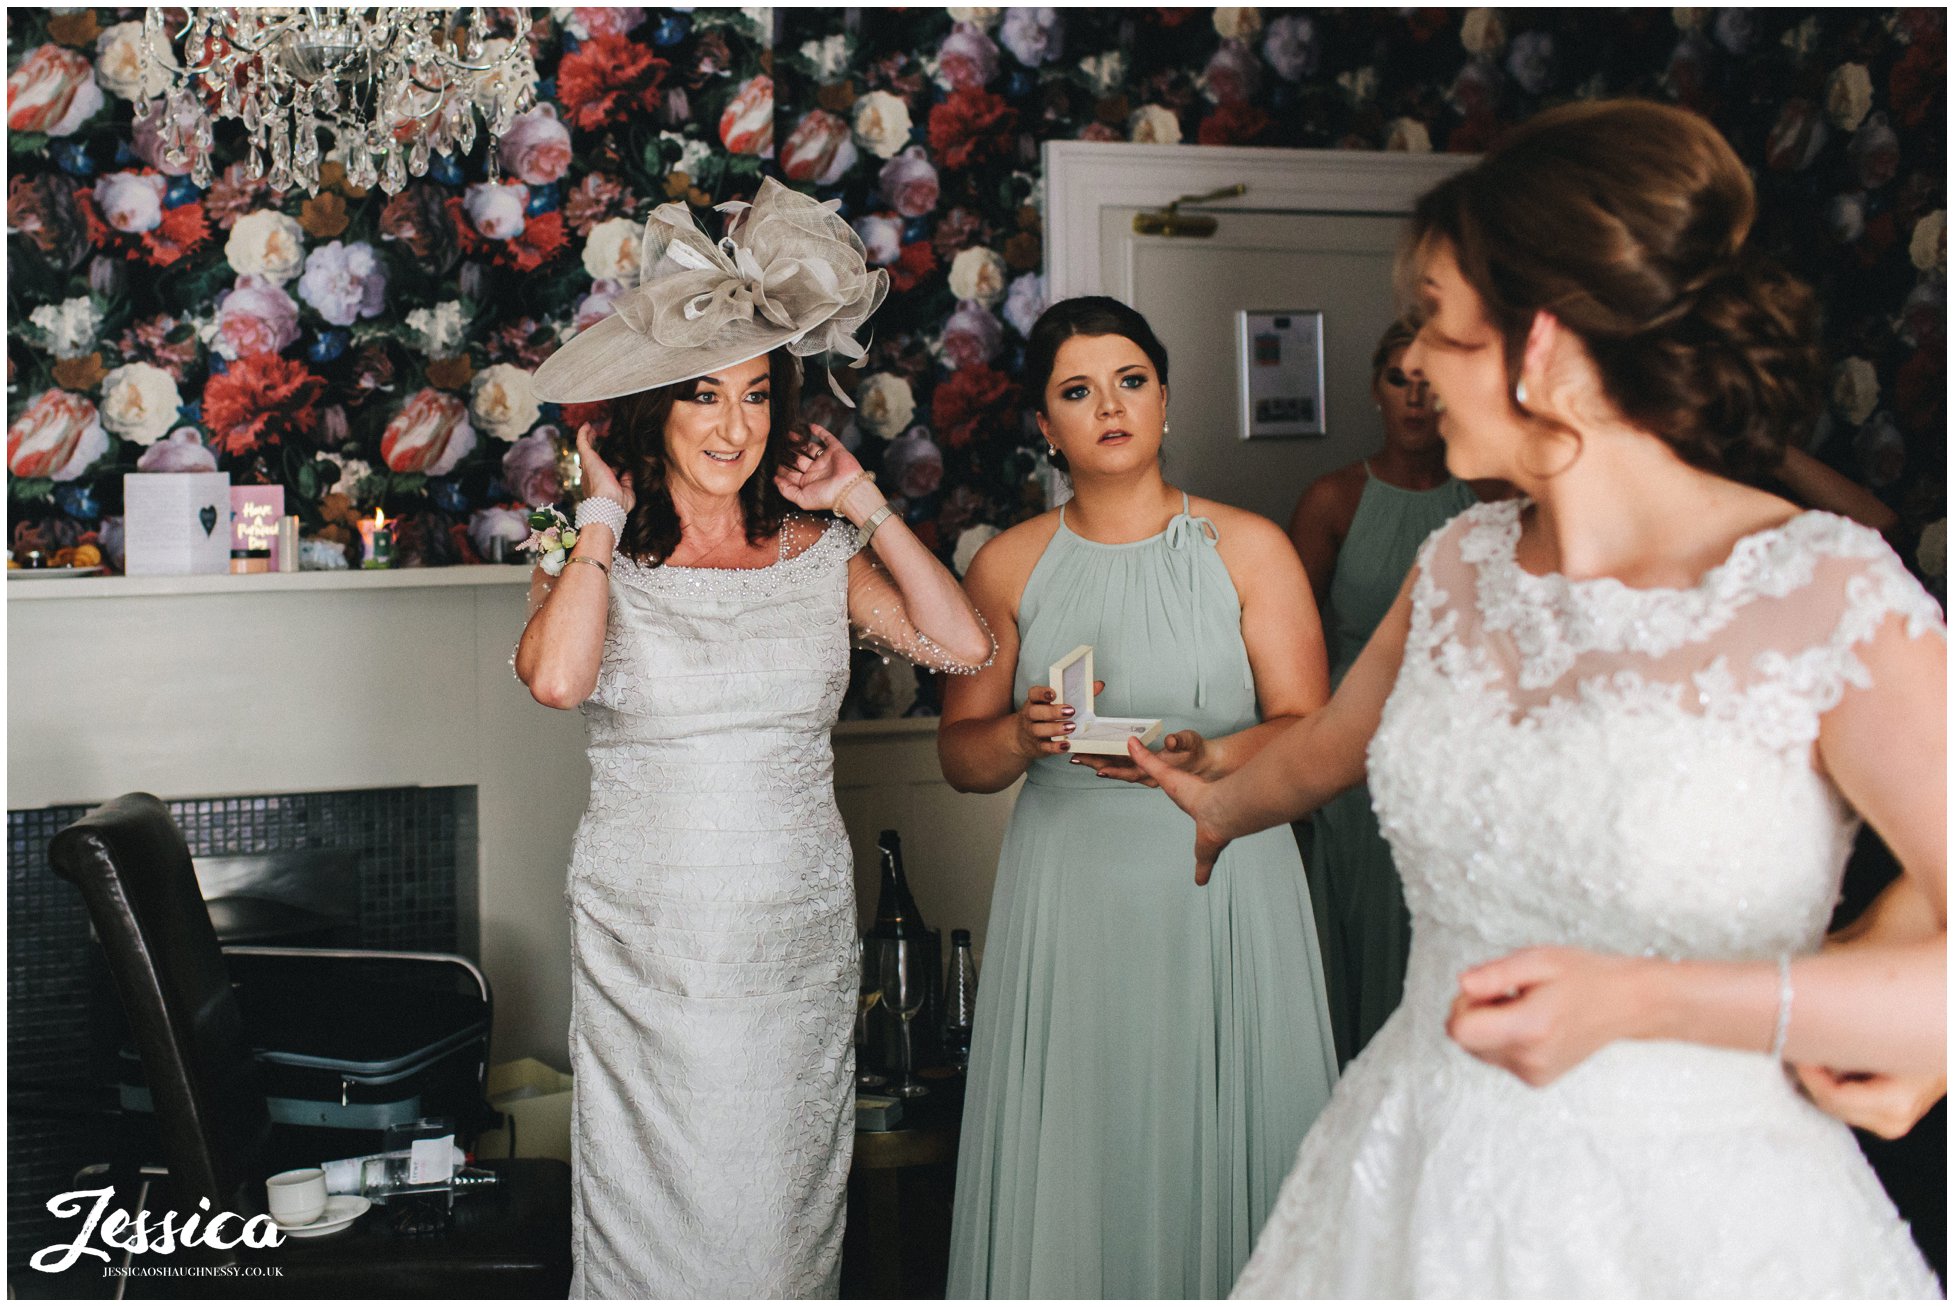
[1046,444,1058,458]
[1163,418,1172,437]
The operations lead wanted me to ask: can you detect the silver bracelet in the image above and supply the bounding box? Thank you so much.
[857,503,895,547]
[1769,954,1793,1061]
[575,496,628,539]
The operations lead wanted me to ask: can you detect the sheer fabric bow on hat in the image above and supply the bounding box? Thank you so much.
[531,178,888,405]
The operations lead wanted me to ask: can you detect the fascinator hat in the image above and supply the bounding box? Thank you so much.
[530,177,888,405]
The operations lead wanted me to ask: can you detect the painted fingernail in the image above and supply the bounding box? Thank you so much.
[1061,706,1075,717]
[1059,742,1070,751]
[1063,723,1075,733]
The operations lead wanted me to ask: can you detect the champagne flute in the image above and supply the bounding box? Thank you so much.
[875,936,929,1099]
[856,935,886,1089]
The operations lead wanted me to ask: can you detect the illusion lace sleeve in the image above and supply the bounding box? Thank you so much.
[845,544,996,675]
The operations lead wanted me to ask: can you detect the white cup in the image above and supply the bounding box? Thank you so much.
[266,1167,327,1226]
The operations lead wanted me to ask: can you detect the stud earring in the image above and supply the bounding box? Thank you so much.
[1515,379,1530,407]
[1046,444,1058,458]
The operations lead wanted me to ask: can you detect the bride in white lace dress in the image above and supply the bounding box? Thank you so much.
[517,183,992,1297]
[1131,101,1945,1297]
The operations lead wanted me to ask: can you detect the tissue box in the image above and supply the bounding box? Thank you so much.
[474,1058,574,1164]
[1050,644,1163,755]
[123,472,231,576]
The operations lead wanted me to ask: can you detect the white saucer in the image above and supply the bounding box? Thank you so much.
[8,565,104,580]
[274,1194,370,1237]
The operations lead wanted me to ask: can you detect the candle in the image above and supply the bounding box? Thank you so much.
[359,510,394,569]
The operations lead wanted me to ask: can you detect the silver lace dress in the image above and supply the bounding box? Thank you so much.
[560,515,981,1298]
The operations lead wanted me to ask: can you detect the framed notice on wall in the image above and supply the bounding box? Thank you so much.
[1236,309,1327,440]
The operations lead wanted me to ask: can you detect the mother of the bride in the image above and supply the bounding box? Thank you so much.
[517,180,993,1298]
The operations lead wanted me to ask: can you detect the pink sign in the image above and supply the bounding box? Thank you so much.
[230,486,284,554]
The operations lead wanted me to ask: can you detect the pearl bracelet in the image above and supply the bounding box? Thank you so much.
[575,495,628,540]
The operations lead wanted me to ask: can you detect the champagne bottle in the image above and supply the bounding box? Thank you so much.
[870,830,940,1066]
[945,929,978,1067]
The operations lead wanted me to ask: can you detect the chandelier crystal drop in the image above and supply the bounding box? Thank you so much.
[137,7,539,195]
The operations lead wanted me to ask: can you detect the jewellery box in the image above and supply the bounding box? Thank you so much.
[1049,644,1163,755]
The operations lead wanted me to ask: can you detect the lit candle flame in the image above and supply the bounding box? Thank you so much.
[373,509,386,529]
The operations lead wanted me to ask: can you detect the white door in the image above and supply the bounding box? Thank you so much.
[1043,142,1470,524]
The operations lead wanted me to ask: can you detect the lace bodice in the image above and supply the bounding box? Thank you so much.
[1369,499,1945,963]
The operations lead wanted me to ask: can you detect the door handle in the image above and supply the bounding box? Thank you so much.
[1133,183,1247,237]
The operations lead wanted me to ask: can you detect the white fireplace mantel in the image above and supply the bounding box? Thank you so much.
[8,568,1016,1066]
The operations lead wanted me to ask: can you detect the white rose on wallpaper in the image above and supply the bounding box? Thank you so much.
[1461,8,1507,57]
[1000,8,1064,66]
[573,280,624,333]
[469,364,542,443]
[1506,31,1555,95]
[799,34,852,81]
[29,296,103,360]
[1262,14,1319,82]
[660,130,715,178]
[852,91,914,161]
[1824,63,1873,132]
[407,301,469,357]
[464,182,529,240]
[1337,65,1380,105]
[1831,358,1880,426]
[854,213,903,266]
[94,171,166,233]
[1212,7,1263,41]
[298,241,387,327]
[1002,273,1047,338]
[1916,518,1946,581]
[1826,194,1866,245]
[855,374,916,440]
[952,523,999,577]
[1078,51,1126,95]
[226,210,307,283]
[499,104,573,186]
[93,22,169,102]
[1128,104,1182,146]
[1910,210,1945,275]
[948,246,1009,307]
[99,362,183,446]
[1386,117,1433,153]
[947,7,1003,30]
[582,216,645,284]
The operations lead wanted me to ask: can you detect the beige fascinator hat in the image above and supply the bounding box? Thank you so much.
[531,177,888,405]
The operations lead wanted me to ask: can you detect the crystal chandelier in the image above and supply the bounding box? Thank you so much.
[136,7,539,195]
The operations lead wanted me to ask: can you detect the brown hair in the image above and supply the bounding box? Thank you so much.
[596,350,808,565]
[1371,320,1417,386]
[1401,99,1821,483]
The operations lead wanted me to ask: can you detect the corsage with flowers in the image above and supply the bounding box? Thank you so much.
[517,506,578,576]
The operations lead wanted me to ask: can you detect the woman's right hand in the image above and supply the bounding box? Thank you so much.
[1124,737,1235,885]
[576,424,636,514]
[1794,1064,1946,1140]
[1015,684,1078,760]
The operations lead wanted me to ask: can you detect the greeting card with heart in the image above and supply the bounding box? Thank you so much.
[124,472,232,576]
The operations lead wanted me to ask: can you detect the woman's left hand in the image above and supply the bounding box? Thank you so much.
[1446,946,1648,1088]
[1073,727,1211,787]
[775,424,872,515]
[1793,1064,1946,1139]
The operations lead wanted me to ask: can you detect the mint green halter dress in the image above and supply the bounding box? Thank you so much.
[946,495,1339,1299]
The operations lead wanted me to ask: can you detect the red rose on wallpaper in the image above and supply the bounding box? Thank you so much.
[889,239,938,294]
[448,198,568,273]
[1893,348,1945,436]
[380,183,459,266]
[556,34,668,131]
[200,354,325,457]
[77,181,213,266]
[1199,103,1271,146]
[558,401,613,443]
[928,88,1019,171]
[1888,41,1943,131]
[930,364,1019,450]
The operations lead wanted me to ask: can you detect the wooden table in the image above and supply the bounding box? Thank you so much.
[841,1068,964,1299]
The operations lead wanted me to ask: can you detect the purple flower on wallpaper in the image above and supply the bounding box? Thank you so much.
[129,101,192,176]
[561,8,645,40]
[298,241,387,327]
[213,275,301,360]
[878,146,940,218]
[854,213,903,266]
[134,427,217,473]
[1002,273,1046,338]
[573,279,625,333]
[501,429,563,506]
[1848,113,1901,190]
[1262,14,1319,83]
[1201,40,1262,106]
[498,105,573,186]
[468,505,533,559]
[999,8,1063,69]
[1712,9,1756,55]
[941,299,1003,368]
[463,181,530,240]
[1505,31,1555,96]
[883,428,945,501]
[939,22,1001,91]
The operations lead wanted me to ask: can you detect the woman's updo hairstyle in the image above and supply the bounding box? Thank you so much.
[1371,319,1417,387]
[1404,99,1822,483]
[1021,296,1171,475]
[596,348,806,566]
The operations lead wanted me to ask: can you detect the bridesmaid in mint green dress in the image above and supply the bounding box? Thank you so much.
[940,298,1339,1298]
[1287,322,1477,1064]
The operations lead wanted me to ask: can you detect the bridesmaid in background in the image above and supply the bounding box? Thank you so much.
[939,296,1339,1298]
[1286,321,1481,1064]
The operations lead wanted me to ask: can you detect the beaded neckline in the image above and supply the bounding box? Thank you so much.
[611,516,858,597]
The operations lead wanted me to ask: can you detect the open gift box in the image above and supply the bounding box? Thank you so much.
[1050,644,1163,755]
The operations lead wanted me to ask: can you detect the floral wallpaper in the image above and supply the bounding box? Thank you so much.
[7,7,1946,602]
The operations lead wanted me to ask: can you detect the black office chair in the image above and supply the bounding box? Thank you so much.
[43,793,570,1298]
